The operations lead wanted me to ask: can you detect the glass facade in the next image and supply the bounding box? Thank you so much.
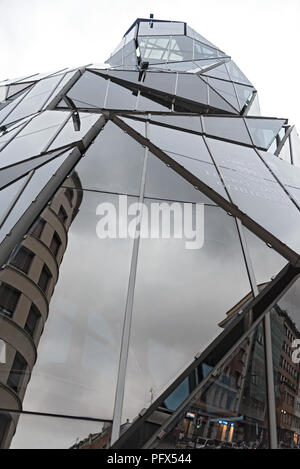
[0,17,299,449]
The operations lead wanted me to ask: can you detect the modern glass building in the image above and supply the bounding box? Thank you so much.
[0,17,300,449]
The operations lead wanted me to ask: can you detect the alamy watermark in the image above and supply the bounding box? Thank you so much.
[95,195,204,250]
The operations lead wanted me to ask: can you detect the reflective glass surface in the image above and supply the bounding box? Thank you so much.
[105,80,138,109]
[49,113,100,150]
[271,277,300,448]
[168,36,194,62]
[246,118,285,149]
[0,111,67,168]
[1,75,63,125]
[202,63,230,81]
[0,148,68,190]
[143,72,177,95]
[186,26,216,47]
[145,152,215,204]
[138,21,185,36]
[207,77,239,111]
[243,226,287,285]
[122,40,138,67]
[205,138,300,255]
[247,93,261,116]
[176,74,208,105]
[123,205,251,420]
[225,61,252,86]
[0,92,31,126]
[0,153,70,244]
[148,115,202,134]
[0,17,298,450]
[139,36,171,64]
[155,321,269,449]
[66,71,108,108]
[259,150,300,205]
[234,84,253,110]
[290,128,300,168]
[136,92,171,111]
[2,187,135,420]
[74,120,145,195]
[4,413,107,449]
[148,123,212,163]
[203,116,251,145]
[43,71,78,108]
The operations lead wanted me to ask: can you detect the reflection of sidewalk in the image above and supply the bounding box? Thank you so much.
[176,441,187,449]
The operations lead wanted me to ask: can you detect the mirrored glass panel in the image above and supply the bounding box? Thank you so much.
[243,226,287,286]
[271,277,300,448]
[74,120,145,195]
[176,74,208,105]
[202,63,230,81]
[123,204,251,420]
[0,186,135,420]
[186,25,219,49]
[246,93,261,116]
[1,75,63,125]
[203,116,251,146]
[0,153,70,244]
[194,40,221,60]
[138,21,185,36]
[290,127,300,168]
[105,80,138,110]
[207,77,239,111]
[0,92,31,126]
[150,115,202,133]
[246,118,285,150]
[205,137,300,256]
[1,412,107,449]
[154,321,269,449]
[49,113,100,150]
[168,36,194,62]
[148,123,211,163]
[143,72,177,95]
[136,92,171,111]
[234,84,253,110]
[139,36,171,64]
[259,150,300,205]
[225,61,252,86]
[0,148,68,190]
[65,71,108,109]
[43,70,78,108]
[0,111,67,168]
[145,152,216,204]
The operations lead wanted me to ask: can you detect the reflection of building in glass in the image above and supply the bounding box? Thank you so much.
[161,297,300,449]
[0,17,299,449]
[271,305,300,445]
[0,172,82,448]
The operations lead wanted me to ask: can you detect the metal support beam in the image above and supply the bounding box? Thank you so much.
[111,113,300,267]
[111,122,149,445]
[0,115,107,268]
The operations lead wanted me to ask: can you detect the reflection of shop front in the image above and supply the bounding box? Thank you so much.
[278,426,295,445]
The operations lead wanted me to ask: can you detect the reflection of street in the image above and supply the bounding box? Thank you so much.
[0,172,82,448]
[156,289,300,450]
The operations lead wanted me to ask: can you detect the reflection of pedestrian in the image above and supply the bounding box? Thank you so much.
[173,426,179,443]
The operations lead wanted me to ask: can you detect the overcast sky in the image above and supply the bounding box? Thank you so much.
[0,0,299,130]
